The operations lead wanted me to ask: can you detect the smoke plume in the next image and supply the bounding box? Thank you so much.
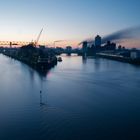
[102,26,140,44]
[79,26,140,46]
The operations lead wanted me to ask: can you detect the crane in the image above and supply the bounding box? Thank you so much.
[35,28,43,47]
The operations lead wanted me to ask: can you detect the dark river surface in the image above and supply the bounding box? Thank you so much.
[0,54,140,140]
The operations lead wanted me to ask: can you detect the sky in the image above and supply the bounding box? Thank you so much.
[0,0,140,48]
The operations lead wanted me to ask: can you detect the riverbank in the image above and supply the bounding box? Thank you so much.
[96,53,140,65]
[0,44,58,73]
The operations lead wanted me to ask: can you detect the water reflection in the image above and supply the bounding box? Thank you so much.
[82,56,87,64]
[93,57,101,71]
[1,54,140,140]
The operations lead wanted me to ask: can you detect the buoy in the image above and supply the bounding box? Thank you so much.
[40,90,45,106]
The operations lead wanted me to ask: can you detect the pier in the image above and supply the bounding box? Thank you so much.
[0,44,58,72]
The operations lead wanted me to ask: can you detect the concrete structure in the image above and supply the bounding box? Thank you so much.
[130,50,140,59]
[65,46,72,55]
[102,41,116,51]
[95,35,101,47]
[82,41,88,56]
[66,46,72,52]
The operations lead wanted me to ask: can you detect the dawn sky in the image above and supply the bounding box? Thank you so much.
[0,0,140,48]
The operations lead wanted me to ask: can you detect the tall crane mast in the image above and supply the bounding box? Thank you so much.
[35,28,43,47]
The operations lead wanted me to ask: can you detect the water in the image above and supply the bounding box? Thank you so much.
[0,54,140,140]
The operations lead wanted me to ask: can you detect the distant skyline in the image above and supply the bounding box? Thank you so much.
[0,0,140,48]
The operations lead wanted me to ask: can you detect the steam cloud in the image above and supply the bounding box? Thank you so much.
[102,26,140,44]
[80,26,140,45]
[54,40,65,43]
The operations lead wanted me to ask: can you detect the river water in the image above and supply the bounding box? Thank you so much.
[0,54,140,140]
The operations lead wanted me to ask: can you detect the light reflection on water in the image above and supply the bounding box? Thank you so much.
[0,54,140,140]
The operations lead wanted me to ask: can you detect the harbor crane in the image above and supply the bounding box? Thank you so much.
[35,28,43,47]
